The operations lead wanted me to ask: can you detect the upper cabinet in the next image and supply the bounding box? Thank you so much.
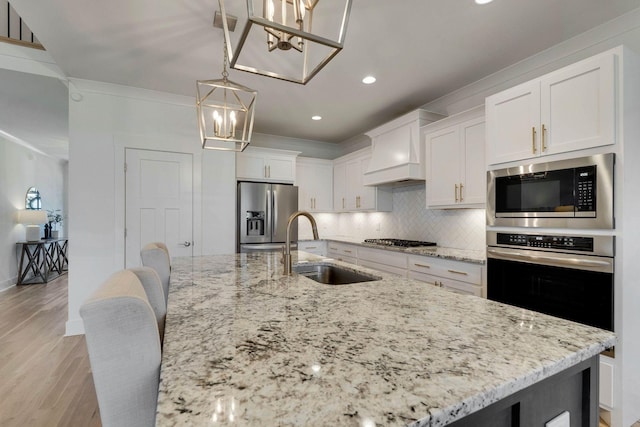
[333,148,392,212]
[236,147,300,183]
[296,157,333,212]
[486,51,616,165]
[424,106,485,209]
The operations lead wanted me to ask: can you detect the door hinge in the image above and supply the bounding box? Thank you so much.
[124,228,127,238]
[124,162,127,173]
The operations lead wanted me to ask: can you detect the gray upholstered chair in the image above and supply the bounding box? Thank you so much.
[80,270,161,427]
[140,242,171,305]
[127,266,167,342]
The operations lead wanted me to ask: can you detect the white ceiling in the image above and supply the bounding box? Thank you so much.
[5,0,640,157]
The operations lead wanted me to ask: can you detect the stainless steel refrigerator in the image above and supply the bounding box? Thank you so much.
[237,182,298,252]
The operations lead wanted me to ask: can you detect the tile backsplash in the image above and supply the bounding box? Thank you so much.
[298,184,486,251]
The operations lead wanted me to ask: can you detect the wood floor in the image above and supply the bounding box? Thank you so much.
[0,275,101,427]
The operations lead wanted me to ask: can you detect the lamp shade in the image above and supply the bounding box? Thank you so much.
[17,209,48,225]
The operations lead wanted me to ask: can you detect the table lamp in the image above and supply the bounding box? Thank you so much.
[18,210,47,241]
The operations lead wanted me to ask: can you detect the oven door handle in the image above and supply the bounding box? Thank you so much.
[487,248,612,269]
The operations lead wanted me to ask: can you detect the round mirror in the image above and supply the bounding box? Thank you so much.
[25,187,42,210]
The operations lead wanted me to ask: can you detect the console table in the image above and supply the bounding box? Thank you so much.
[16,239,68,285]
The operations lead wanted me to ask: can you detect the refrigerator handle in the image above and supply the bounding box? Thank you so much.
[266,188,272,240]
[272,188,278,236]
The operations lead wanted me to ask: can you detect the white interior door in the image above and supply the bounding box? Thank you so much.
[125,149,193,268]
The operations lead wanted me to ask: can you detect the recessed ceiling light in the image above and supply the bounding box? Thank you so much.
[362,76,376,84]
[312,115,322,121]
[475,0,493,4]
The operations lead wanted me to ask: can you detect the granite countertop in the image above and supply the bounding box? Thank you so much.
[156,251,615,427]
[302,237,486,264]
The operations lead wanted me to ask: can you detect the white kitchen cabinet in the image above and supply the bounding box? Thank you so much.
[236,147,300,183]
[357,247,408,277]
[326,242,358,264]
[333,148,392,212]
[296,157,333,212]
[297,240,327,256]
[407,254,483,297]
[486,50,616,165]
[424,107,485,208]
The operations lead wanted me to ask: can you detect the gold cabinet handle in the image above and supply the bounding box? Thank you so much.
[413,263,431,269]
[454,184,459,202]
[264,165,268,177]
[541,124,547,152]
[448,269,468,276]
[459,183,464,202]
[344,250,353,254]
[342,197,345,209]
[306,246,317,249]
[532,127,537,154]
[268,165,271,177]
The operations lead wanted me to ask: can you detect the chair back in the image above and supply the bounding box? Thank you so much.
[140,242,171,304]
[127,266,167,342]
[80,270,161,427]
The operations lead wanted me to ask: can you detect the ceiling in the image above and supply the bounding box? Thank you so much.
[5,0,640,158]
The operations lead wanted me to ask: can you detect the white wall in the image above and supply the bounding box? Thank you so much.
[65,79,236,336]
[0,135,67,291]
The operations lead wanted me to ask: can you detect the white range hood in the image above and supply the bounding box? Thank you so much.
[363,109,445,186]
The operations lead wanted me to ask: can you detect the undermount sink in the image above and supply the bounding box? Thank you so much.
[292,263,381,285]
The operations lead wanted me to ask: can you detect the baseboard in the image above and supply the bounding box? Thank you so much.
[0,276,17,293]
[65,317,85,336]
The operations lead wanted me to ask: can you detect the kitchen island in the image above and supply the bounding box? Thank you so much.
[156,251,615,426]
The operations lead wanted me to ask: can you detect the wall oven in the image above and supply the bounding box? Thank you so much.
[487,153,614,229]
[487,231,614,353]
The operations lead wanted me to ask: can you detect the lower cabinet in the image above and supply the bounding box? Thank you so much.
[408,254,483,296]
[298,240,327,256]
[358,247,408,277]
[322,242,485,296]
[326,242,358,264]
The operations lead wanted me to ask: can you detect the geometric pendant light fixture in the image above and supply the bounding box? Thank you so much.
[196,42,257,152]
[217,0,353,85]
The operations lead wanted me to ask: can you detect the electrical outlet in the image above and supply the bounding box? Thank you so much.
[546,411,570,427]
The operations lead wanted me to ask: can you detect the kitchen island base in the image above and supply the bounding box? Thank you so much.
[449,355,598,427]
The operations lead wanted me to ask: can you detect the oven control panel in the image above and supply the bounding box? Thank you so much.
[496,233,594,252]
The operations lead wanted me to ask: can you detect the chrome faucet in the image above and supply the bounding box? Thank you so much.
[283,211,319,275]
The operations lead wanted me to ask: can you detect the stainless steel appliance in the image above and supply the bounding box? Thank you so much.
[487,231,614,336]
[487,153,614,229]
[237,182,298,252]
[363,238,436,248]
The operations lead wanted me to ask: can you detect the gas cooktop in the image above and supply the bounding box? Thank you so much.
[363,238,437,248]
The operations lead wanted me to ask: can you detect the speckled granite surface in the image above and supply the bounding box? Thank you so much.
[307,238,486,264]
[156,251,615,427]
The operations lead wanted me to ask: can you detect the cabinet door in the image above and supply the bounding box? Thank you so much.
[355,156,377,210]
[427,127,461,207]
[540,53,615,155]
[486,80,541,165]
[333,162,347,212]
[312,162,334,211]
[266,154,296,182]
[460,118,486,206]
[296,163,313,211]
[236,151,266,180]
[345,159,361,210]
[297,159,333,212]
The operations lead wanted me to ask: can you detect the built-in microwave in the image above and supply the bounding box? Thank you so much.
[487,153,614,229]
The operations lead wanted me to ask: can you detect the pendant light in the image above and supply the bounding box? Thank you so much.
[196,42,257,152]
[217,0,352,85]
